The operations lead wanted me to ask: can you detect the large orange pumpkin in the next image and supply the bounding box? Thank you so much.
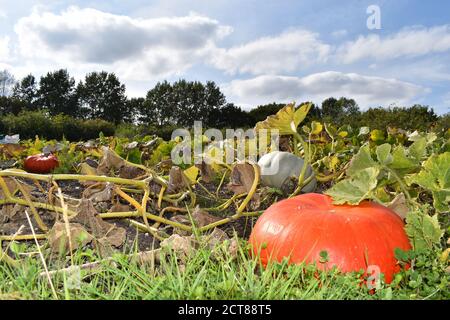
[249,193,411,283]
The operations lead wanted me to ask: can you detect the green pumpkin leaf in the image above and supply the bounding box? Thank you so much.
[347,144,378,177]
[389,146,418,170]
[406,152,450,213]
[408,137,427,162]
[376,143,393,165]
[254,102,312,135]
[405,209,444,250]
[325,167,380,205]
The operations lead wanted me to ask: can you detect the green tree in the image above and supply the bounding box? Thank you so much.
[37,69,78,116]
[0,96,26,116]
[321,97,360,123]
[209,103,252,128]
[142,80,228,127]
[126,97,145,124]
[354,105,438,131]
[12,74,38,110]
[77,71,127,124]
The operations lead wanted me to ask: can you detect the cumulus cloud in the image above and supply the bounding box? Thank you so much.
[14,6,232,78]
[223,72,428,109]
[210,29,331,75]
[337,25,450,63]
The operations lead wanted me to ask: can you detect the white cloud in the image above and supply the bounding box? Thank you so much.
[223,72,428,109]
[338,25,450,63]
[14,6,232,79]
[210,29,331,75]
[0,36,10,61]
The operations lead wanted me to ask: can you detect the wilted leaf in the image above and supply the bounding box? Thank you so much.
[254,103,312,135]
[83,183,114,203]
[118,165,145,179]
[48,222,93,254]
[103,227,127,248]
[0,204,24,223]
[96,147,126,175]
[42,143,63,155]
[325,167,380,205]
[167,167,189,193]
[387,193,409,220]
[406,152,450,213]
[227,163,256,195]
[171,206,221,230]
[195,161,214,183]
[108,203,131,213]
[0,177,16,199]
[71,199,113,237]
[160,234,196,259]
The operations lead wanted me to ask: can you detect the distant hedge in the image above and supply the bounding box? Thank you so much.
[1,110,115,141]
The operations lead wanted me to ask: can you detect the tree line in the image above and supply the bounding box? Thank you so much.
[0,69,446,140]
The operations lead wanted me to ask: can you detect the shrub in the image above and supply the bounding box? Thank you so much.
[0,111,115,141]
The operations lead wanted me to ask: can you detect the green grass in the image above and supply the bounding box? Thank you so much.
[1,236,448,300]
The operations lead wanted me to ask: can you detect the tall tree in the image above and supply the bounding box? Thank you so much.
[142,81,175,126]
[321,97,360,123]
[209,103,252,128]
[12,74,38,110]
[77,71,127,124]
[142,80,228,127]
[37,69,78,116]
[0,70,16,97]
[126,97,145,124]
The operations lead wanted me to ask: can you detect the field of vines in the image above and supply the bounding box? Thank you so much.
[0,103,448,300]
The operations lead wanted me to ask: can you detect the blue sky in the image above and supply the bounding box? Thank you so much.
[0,0,449,114]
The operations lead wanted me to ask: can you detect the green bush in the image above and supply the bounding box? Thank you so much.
[1,110,54,139]
[0,111,115,141]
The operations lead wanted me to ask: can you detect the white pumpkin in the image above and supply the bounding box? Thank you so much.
[257,151,316,192]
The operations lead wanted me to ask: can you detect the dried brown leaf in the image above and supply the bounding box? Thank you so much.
[160,234,196,259]
[167,166,189,193]
[227,163,255,195]
[48,222,93,254]
[96,147,126,175]
[0,177,17,199]
[195,161,214,183]
[119,165,145,179]
[71,199,112,237]
[108,203,131,213]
